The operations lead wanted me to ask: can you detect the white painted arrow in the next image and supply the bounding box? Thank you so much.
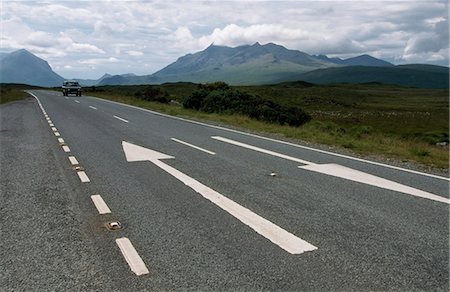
[122,141,317,254]
[212,136,449,205]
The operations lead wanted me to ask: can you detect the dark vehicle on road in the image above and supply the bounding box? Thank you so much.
[62,80,82,96]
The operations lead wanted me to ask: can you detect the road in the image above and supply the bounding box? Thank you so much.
[1,90,448,290]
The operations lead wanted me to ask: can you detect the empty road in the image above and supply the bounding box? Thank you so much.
[1,90,448,290]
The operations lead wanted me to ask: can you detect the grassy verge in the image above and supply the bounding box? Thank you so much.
[85,85,449,171]
[0,84,36,104]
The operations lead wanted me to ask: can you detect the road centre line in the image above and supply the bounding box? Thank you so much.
[49,123,54,127]
[90,96,448,181]
[54,132,61,137]
[212,136,314,165]
[89,106,97,110]
[113,115,129,123]
[91,195,111,214]
[74,100,80,103]
[58,138,65,143]
[116,237,149,276]
[77,171,90,183]
[51,127,57,132]
[68,156,79,165]
[62,145,71,152]
[171,138,216,155]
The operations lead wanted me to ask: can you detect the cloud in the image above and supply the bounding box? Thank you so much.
[2,0,448,78]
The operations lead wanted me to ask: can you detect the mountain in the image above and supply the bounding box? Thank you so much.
[314,54,393,67]
[294,65,449,89]
[76,73,112,86]
[0,49,64,87]
[100,42,399,86]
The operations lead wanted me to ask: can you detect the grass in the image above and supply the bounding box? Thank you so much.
[0,84,38,104]
[84,82,449,170]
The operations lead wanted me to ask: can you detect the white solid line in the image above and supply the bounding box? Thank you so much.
[89,96,448,181]
[300,163,450,204]
[74,100,80,103]
[212,136,314,165]
[54,132,61,137]
[58,138,65,143]
[68,156,79,165]
[151,158,317,254]
[62,145,71,152]
[89,106,97,110]
[113,115,129,123]
[77,171,90,183]
[91,195,111,214]
[51,127,57,132]
[116,237,149,276]
[171,138,216,155]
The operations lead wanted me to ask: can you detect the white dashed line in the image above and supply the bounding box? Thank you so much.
[116,238,149,276]
[91,195,111,214]
[89,106,97,110]
[58,138,65,143]
[77,171,90,183]
[171,138,216,155]
[54,132,61,137]
[51,127,57,132]
[62,145,71,152]
[68,156,79,165]
[64,96,69,99]
[113,115,129,123]
[74,100,80,103]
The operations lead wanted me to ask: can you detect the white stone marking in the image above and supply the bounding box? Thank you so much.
[68,156,79,165]
[171,138,216,155]
[113,115,129,123]
[212,136,314,165]
[300,163,449,204]
[122,141,317,254]
[77,171,90,183]
[91,195,111,214]
[116,237,149,276]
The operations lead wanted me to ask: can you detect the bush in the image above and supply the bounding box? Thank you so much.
[182,82,311,126]
[135,86,169,103]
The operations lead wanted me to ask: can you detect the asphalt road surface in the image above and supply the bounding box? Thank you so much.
[1,90,448,291]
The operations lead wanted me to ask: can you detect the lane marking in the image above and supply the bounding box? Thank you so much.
[77,171,90,183]
[68,156,79,165]
[88,96,448,181]
[212,136,314,165]
[91,195,111,214]
[116,237,149,276]
[51,127,57,132]
[89,106,97,110]
[300,163,450,204]
[113,115,129,123]
[123,141,317,254]
[62,145,71,152]
[64,96,69,99]
[58,138,65,143]
[74,100,80,103]
[171,138,216,155]
[54,132,61,137]
[49,123,54,127]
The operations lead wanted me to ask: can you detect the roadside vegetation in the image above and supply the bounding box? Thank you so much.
[80,82,448,170]
[0,84,38,104]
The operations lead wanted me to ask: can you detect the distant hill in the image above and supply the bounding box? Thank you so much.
[295,65,449,89]
[100,42,401,86]
[0,49,64,87]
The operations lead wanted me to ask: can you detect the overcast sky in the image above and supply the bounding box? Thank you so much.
[1,0,448,79]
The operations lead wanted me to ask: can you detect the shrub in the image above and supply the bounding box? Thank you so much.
[135,86,169,103]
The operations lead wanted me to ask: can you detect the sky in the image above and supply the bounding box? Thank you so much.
[1,0,448,79]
